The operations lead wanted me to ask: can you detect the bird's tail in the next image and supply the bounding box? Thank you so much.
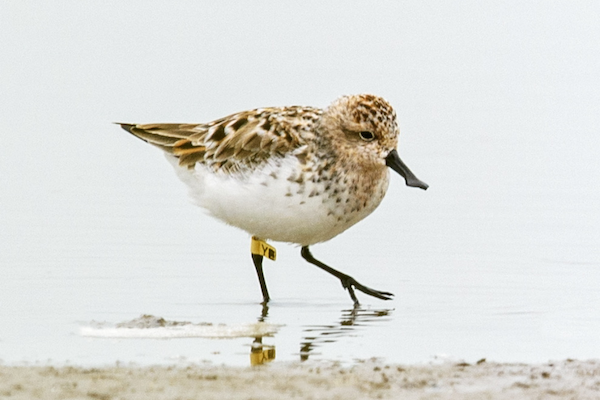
[115,122,201,154]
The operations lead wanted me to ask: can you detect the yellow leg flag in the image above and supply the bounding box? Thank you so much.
[251,236,277,261]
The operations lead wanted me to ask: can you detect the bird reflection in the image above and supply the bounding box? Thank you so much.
[299,305,392,361]
[250,335,276,365]
[249,302,276,366]
[248,303,392,365]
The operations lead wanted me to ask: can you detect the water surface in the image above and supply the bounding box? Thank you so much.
[1,1,599,367]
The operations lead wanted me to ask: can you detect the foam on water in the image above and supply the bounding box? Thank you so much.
[80,314,283,339]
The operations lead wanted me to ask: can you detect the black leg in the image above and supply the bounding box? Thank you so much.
[300,246,394,305]
[252,253,270,303]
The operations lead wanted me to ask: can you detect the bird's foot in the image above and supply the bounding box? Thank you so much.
[340,276,394,304]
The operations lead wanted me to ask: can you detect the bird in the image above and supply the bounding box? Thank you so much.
[118,94,428,305]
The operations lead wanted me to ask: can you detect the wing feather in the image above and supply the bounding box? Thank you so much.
[118,106,322,172]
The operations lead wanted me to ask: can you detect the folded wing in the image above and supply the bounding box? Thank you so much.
[117,107,317,173]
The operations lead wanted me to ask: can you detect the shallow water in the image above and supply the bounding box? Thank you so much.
[1,1,599,368]
[2,148,599,367]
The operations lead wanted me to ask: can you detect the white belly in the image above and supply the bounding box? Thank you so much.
[167,154,389,246]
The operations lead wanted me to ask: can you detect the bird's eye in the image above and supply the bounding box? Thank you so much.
[359,131,375,141]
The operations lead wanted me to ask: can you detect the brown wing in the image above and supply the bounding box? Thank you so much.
[118,106,322,173]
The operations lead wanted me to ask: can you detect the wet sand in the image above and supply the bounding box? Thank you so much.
[1,359,599,399]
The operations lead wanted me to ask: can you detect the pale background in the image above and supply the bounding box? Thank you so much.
[1,1,599,366]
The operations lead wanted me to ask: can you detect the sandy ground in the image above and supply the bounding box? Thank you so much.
[1,359,599,400]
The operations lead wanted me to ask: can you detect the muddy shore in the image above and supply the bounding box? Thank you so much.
[1,359,599,399]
